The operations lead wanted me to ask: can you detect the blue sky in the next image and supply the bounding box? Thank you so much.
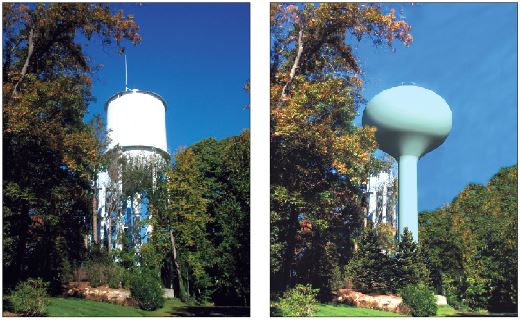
[354,3,517,211]
[85,3,250,154]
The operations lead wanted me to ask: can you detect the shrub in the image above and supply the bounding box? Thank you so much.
[107,264,124,289]
[277,284,319,317]
[129,269,165,311]
[85,261,106,287]
[441,274,468,311]
[398,283,437,317]
[121,268,133,289]
[465,276,489,310]
[9,278,49,316]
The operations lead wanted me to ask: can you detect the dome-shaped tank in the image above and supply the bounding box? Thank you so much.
[106,89,168,157]
[362,85,452,159]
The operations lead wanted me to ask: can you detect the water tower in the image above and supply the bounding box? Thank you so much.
[362,85,452,240]
[106,88,168,159]
[97,88,168,249]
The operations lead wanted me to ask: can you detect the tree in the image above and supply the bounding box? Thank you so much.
[394,228,430,291]
[148,132,250,305]
[346,226,393,294]
[270,3,412,297]
[420,165,517,312]
[3,3,140,290]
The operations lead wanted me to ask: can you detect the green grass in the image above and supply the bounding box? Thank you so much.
[315,304,405,317]
[46,297,249,317]
[47,297,180,316]
[313,303,468,317]
[436,305,458,316]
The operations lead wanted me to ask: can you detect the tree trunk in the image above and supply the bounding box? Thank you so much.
[170,229,185,299]
[277,25,304,108]
[92,188,98,245]
[107,202,112,253]
[12,28,35,98]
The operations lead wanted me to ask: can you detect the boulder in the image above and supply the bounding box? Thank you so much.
[64,282,137,307]
[435,295,448,305]
[163,288,175,298]
[334,289,410,314]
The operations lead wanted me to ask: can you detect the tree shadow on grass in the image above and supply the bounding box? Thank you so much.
[168,306,250,317]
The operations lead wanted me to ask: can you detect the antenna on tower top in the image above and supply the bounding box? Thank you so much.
[125,54,129,91]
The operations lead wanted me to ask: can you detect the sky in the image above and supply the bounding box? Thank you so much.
[84,3,250,155]
[353,3,517,211]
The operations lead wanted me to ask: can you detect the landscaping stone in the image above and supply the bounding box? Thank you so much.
[64,282,138,307]
[435,295,448,305]
[333,289,410,314]
[163,288,175,298]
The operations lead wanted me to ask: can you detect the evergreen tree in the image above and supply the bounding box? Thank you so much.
[347,226,392,294]
[394,228,430,291]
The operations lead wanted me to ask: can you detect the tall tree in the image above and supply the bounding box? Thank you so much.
[270,3,412,297]
[3,3,140,290]
[394,228,430,291]
[148,132,250,305]
[420,165,517,312]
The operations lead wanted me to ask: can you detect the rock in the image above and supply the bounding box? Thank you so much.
[163,288,175,298]
[435,295,448,305]
[64,282,133,306]
[335,289,406,314]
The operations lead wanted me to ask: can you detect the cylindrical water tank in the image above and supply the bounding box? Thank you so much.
[105,89,168,156]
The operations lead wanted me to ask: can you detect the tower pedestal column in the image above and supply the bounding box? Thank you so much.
[398,154,418,240]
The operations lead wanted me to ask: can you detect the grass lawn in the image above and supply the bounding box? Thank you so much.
[46,297,250,317]
[313,303,470,317]
[315,304,404,317]
[436,305,458,316]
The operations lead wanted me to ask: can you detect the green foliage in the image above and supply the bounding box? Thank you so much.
[346,226,430,295]
[148,132,250,305]
[270,3,412,298]
[276,284,320,317]
[129,269,165,311]
[9,278,50,316]
[107,264,124,289]
[398,283,437,317]
[441,273,467,311]
[394,228,430,291]
[2,3,140,290]
[346,227,393,294]
[85,261,106,287]
[420,165,517,313]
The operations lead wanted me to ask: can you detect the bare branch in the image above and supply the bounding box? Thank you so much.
[11,28,35,98]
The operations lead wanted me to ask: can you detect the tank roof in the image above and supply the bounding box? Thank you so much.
[104,89,168,111]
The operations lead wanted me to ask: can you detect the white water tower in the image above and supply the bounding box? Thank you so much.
[106,88,168,158]
[96,88,168,249]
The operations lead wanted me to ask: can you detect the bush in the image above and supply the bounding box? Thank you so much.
[9,278,49,316]
[276,284,319,317]
[441,274,468,311]
[107,264,124,289]
[121,268,133,289]
[129,269,165,311]
[399,283,437,317]
[85,261,106,287]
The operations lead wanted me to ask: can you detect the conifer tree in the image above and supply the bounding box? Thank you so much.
[394,228,430,290]
[347,226,392,294]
